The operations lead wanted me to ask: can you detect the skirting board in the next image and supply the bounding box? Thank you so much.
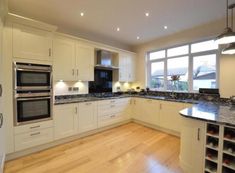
[0,154,5,173]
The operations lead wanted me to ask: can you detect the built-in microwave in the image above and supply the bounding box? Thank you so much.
[14,62,52,90]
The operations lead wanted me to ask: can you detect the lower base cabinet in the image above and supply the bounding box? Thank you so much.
[78,102,97,133]
[54,104,78,140]
[180,117,205,173]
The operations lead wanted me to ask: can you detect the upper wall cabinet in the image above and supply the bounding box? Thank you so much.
[53,37,76,81]
[12,24,53,61]
[53,37,95,82]
[118,52,136,82]
[76,42,95,81]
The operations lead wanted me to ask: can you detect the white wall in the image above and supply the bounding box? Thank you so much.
[132,18,235,98]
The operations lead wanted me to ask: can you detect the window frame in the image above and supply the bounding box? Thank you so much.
[147,38,219,93]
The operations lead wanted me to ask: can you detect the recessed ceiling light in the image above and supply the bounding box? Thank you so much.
[145,12,149,17]
[137,36,140,40]
[80,12,84,17]
[117,27,120,31]
[164,26,168,29]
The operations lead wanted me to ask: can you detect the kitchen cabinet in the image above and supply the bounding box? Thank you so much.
[53,38,95,81]
[118,52,136,82]
[54,104,78,140]
[12,24,53,61]
[159,101,185,133]
[132,98,160,125]
[76,42,95,81]
[97,98,131,128]
[180,117,205,173]
[78,102,97,133]
[53,37,76,81]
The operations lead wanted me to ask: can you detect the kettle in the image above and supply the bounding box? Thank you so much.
[230,96,235,105]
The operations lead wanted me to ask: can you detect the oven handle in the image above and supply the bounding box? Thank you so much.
[16,68,51,73]
[16,97,51,101]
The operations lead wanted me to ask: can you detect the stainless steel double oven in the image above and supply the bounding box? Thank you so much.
[13,62,53,126]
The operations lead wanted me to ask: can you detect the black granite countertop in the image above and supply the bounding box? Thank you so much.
[180,102,235,126]
[54,94,199,105]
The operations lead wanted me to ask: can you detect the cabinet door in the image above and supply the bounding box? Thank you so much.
[126,54,136,82]
[53,37,76,81]
[78,102,97,133]
[118,53,128,82]
[159,101,184,132]
[180,118,205,173]
[132,98,145,121]
[54,104,78,140]
[144,99,160,125]
[13,24,53,61]
[76,43,94,81]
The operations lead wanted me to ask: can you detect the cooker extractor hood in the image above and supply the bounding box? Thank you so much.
[95,50,119,70]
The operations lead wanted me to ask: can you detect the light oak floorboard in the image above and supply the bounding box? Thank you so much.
[4,123,183,173]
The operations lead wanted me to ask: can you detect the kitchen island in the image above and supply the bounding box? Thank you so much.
[180,102,235,173]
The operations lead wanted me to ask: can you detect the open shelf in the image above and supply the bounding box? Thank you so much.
[205,160,217,173]
[207,123,220,137]
[224,127,235,143]
[223,153,235,171]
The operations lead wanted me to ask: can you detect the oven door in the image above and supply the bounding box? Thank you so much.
[15,69,52,90]
[15,97,52,125]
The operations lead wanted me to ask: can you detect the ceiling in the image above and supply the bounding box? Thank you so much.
[8,0,232,49]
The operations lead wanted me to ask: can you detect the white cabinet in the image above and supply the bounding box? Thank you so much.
[53,37,76,81]
[180,117,205,173]
[12,24,53,61]
[97,98,131,128]
[76,42,94,81]
[54,104,78,140]
[78,102,97,133]
[14,128,53,151]
[132,98,160,125]
[118,52,136,82]
[159,101,186,133]
[53,38,95,81]
[14,120,54,151]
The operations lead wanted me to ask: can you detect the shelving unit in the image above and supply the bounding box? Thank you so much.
[204,123,235,173]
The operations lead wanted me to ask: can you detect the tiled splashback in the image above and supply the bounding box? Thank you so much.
[54,81,133,96]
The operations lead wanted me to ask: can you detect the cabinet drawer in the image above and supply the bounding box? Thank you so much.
[98,113,123,128]
[14,120,53,135]
[15,127,53,151]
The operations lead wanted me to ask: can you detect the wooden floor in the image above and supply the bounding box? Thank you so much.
[4,123,183,173]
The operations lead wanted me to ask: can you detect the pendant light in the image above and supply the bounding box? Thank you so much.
[215,0,235,45]
[222,3,235,54]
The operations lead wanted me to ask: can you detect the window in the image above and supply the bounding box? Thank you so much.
[147,39,218,92]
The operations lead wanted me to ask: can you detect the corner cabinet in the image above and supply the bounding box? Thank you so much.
[117,52,136,82]
[53,36,95,81]
[180,117,205,173]
[12,23,53,61]
[54,104,78,140]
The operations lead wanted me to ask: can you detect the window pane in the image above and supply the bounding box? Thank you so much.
[167,45,189,57]
[193,54,216,90]
[191,40,218,53]
[167,56,189,91]
[149,50,165,60]
[150,61,164,89]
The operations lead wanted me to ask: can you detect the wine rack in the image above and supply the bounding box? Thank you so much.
[204,123,235,173]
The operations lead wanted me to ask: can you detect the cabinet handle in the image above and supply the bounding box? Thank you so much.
[30,132,40,136]
[30,125,40,129]
[77,69,79,76]
[0,113,3,128]
[86,102,92,105]
[49,48,52,56]
[160,104,162,110]
[72,69,75,76]
[197,128,200,141]
[75,107,78,114]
